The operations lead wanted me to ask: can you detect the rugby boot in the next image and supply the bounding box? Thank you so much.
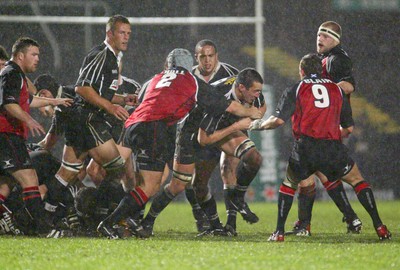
[268,230,285,242]
[126,217,151,238]
[224,224,238,237]
[140,219,155,237]
[375,225,391,240]
[1,211,22,235]
[192,208,211,233]
[343,216,362,234]
[229,197,259,224]
[97,221,119,239]
[196,223,230,237]
[285,220,311,236]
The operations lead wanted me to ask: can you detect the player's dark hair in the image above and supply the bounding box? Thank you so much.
[236,68,263,89]
[0,45,9,60]
[195,39,218,54]
[34,74,60,97]
[300,53,323,77]
[11,37,40,57]
[106,14,130,32]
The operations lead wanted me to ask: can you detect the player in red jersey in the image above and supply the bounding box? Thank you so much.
[250,53,391,241]
[0,37,72,235]
[97,48,262,239]
[290,21,361,236]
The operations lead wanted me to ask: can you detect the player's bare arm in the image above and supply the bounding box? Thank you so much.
[3,103,45,136]
[337,81,354,95]
[30,96,73,108]
[76,85,129,120]
[226,101,262,119]
[197,117,253,146]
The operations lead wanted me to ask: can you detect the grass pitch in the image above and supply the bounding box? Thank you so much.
[0,200,398,270]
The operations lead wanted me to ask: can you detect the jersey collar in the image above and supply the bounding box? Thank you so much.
[104,40,123,65]
[193,61,221,83]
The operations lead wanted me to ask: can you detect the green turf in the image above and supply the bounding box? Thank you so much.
[1,200,399,270]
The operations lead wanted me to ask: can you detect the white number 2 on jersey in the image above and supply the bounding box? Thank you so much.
[155,73,177,88]
[312,84,330,108]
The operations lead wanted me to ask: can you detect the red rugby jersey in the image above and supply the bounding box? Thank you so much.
[125,69,198,127]
[0,61,31,138]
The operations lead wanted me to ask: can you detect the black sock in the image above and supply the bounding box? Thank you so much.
[324,180,357,220]
[354,181,382,228]
[46,174,72,207]
[224,185,237,228]
[276,184,296,232]
[297,183,316,225]
[22,186,49,232]
[144,185,175,224]
[185,185,201,209]
[236,159,260,189]
[103,187,148,226]
[199,195,222,229]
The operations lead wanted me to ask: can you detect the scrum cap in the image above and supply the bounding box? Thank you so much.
[166,48,193,71]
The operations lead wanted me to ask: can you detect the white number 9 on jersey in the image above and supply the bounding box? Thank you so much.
[156,73,178,88]
[312,84,330,108]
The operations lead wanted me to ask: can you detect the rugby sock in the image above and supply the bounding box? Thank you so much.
[354,181,383,228]
[297,183,316,225]
[22,186,51,233]
[224,185,237,229]
[199,195,223,229]
[276,184,296,232]
[324,180,357,220]
[143,184,176,224]
[185,185,200,209]
[103,187,148,225]
[47,174,72,207]
[236,159,260,189]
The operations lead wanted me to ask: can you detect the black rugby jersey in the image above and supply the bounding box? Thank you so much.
[200,76,265,134]
[75,41,122,111]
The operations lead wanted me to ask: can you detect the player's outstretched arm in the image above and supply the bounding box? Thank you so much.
[3,103,45,136]
[249,115,285,130]
[197,117,252,146]
[76,86,129,120]
[30,96,73,108]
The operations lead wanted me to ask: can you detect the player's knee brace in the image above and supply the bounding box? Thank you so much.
[172,170,193,183]
[102,156,125,172]
[234,139,255,159]
[61,160,84,173]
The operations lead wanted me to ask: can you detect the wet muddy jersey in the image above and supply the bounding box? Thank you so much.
[273,76,353,140]
[0,61,32,138]
[125,68,231,128]
[321,45,355,87]
[200,76,265,134]
[74,41,121,112]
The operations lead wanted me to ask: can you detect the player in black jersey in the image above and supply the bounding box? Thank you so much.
[197,68,265,235]
[190,39,242,232]
[42,15,134,235]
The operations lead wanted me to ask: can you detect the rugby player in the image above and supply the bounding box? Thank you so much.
[97,48,262,239]
[249,53,391,241]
